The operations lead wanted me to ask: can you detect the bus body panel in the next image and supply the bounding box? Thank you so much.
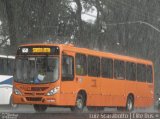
[13,81,61,105]
[59,81,77,106]
[0,75,13,105]
[0,85,12,104]
[85,76,101,106]
[100,78,112,106]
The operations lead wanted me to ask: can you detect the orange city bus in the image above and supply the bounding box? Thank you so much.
[13,44,154,112]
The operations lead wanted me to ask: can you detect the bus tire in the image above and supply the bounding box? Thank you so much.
[126,95,134,111]
[33,104,47,112]
[71,93,85,112]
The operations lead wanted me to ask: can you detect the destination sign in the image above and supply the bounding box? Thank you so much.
[32,48,51,53]
[17,46,59,55]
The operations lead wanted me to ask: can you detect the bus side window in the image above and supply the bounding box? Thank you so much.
[137,64,146,82]
[146,65,153,83]
[0,58,3,75]
[126,62,136,81]
[7,59,14,75]
[88,55,100,77]
[114,60,125,80]
[7,59,10,75]
[11,59,14,74]
[0,58,7,75]
[62,55,74,81]
[101,58,113,78]
[75,53,87,76]
[4,58,8,75]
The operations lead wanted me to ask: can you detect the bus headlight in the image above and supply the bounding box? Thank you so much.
[14,88,22,95]
[47,86,60,96]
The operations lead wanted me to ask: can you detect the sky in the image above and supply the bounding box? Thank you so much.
[69,1,97,24]
[81,6,97,24]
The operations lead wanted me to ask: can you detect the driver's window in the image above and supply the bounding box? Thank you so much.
[62,55,74,81]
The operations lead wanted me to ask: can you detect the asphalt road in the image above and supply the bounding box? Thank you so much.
[0,105,71,113]
[0,105,159,119]
[0,104,158,112]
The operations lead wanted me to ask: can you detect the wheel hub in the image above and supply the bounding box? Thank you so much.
[127,99,133,110]
[77,99,83,109]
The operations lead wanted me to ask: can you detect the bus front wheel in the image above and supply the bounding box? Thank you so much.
[10,96,18,109]
[71,94,85,112]
[33,104,47,112]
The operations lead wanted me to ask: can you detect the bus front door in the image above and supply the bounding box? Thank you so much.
[60,52,77,106]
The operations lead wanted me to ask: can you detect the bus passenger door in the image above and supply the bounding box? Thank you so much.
[60,52,77,105]
[86,56,101,106]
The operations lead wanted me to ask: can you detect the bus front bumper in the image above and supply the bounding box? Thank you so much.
[12,94,59,105]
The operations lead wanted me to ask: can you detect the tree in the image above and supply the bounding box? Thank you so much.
[1,0,17,49]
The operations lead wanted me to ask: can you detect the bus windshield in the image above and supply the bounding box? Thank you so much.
[14,56,59,84]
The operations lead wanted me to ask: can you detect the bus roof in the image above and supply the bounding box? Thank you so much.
[19,43,153,65]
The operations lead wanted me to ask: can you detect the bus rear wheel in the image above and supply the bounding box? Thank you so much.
[71,94,85,112]
[126,95,134,111]
[33,104,47,112]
